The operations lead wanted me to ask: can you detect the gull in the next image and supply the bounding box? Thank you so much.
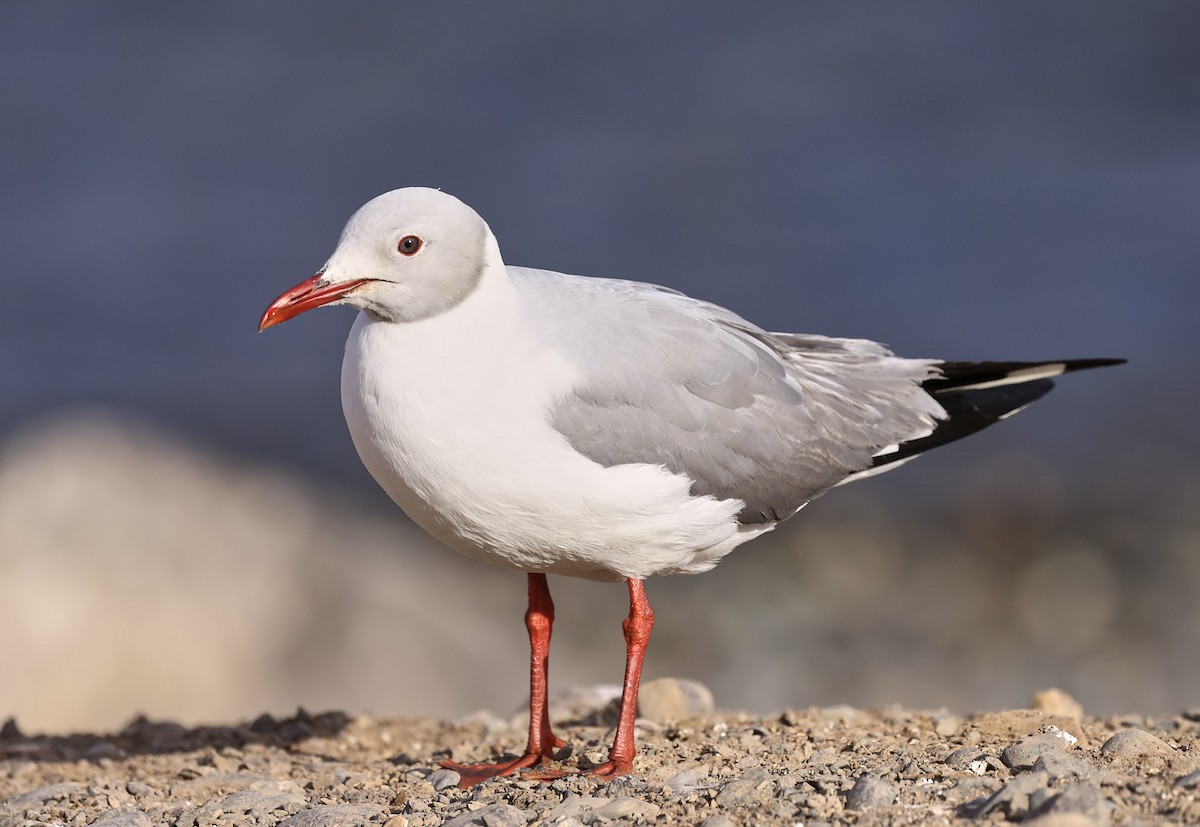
[259,187,1122,786]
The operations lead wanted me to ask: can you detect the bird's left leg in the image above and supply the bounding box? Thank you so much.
[441,573,565,786]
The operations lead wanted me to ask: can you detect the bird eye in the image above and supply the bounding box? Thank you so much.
[397,235,423,256]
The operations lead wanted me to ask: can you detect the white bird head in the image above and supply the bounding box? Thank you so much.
[259,187,497,330]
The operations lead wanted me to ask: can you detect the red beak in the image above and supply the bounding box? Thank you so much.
[258,274,373,331]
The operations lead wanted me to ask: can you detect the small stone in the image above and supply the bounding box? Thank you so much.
[442,803,529,827]
[89,810,152,827]
[427,768,462,791]
[125,782,155,798]
[976,771,1050,818]
[544,795,611,820]
[208,787,306,817]
[1033,751,1096,781]
[715,768,774,806]
[1034,784,1111,826]
[0,718,23,740]
[664,765,709,793]
[1031,689,1084,720]
[1002,733,1071,769]
[1099,729,1174,759]
[2,781,84,808]
[594,797,660,820]
[548,684,622,722]
[1023,815,1103,827]
[944,747,988,768]
[699,817,737,827]
[845,775,896,810]
[278,804,385,827]
[933,713,962,737]
[1175,768,1200,789]
[637,678,714,723]
[382,817,409,827]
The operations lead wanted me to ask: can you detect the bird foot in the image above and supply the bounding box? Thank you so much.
[440,753,545,787]
[440,736,566,788]
[522,756,632,782]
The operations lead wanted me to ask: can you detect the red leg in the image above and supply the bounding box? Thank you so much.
[441,573,565,786]
[588,578,654,777]
[529,577,654,781]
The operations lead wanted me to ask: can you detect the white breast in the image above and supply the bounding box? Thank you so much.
[339,264,751,582]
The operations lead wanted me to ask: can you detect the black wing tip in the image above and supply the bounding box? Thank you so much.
[1058,357,1127,371]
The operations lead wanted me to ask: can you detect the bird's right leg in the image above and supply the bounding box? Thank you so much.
[441,573,565,787]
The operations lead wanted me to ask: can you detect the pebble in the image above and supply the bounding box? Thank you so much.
[426,768,462,791]
[664,765,710,793]
[594,797,661,820]
[943,747,988,768]
[714,768,775,807]
[441,803,529,827]
[1176,768,1200,788]
[1099,729,1174,759]
[204,787,307,817]
[89,809,152,827]
[637,678,714,723]
[1024,815,1104,827]
[544,795,612,820]
[277,803,386,826]
[976,770,1050,818]
[2,781,84,808]
[844,775,896,810]
[1031,689,1085,720]
[932,713,962,737]
[1033,751,1096,781]
[698,817,737,827]
[1033,783,1111,826]
[1002,732,1071,769]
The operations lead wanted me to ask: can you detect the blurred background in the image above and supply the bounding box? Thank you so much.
[2,2,1197,733]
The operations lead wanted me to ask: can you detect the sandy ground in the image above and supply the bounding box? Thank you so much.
[3,683,1198,827]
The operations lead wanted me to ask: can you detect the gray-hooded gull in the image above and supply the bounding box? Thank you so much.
[259,187,1122,786]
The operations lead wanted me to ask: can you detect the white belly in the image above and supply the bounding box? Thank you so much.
[338,280,751,581]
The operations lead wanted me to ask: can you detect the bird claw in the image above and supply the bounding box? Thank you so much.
[439,753,543,787]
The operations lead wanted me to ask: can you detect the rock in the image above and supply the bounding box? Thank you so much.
[714,768,775,806]
[1024,815,1104,827]
[544,795,612,821]
[637,678,714,723]
[548,684,622,722]
[943,747,988,768]
[1099,729,1174,759]
[1031,689,1085,720]
[89,810,152,827]
[593,797,661,820]
[845,775,896,810]
[2,781,83,809]
[1033,784,1111,826]
[0,718,23,741]
[976,771,1050,818]
[1002,732,1071,769]
[1033,751,1096,781]
[1176,768,1200,789]
[664,765,710,793]
[442,803,529,827]
[932,712,962,737]
[204,787,306,818]
[698,817,737,827]
[278,804,386,827]
[426,768,461,790]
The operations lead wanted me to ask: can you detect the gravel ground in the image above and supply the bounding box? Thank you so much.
[3,683,1199,827]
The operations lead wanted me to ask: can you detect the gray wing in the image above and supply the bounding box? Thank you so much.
[510,267,945,524]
